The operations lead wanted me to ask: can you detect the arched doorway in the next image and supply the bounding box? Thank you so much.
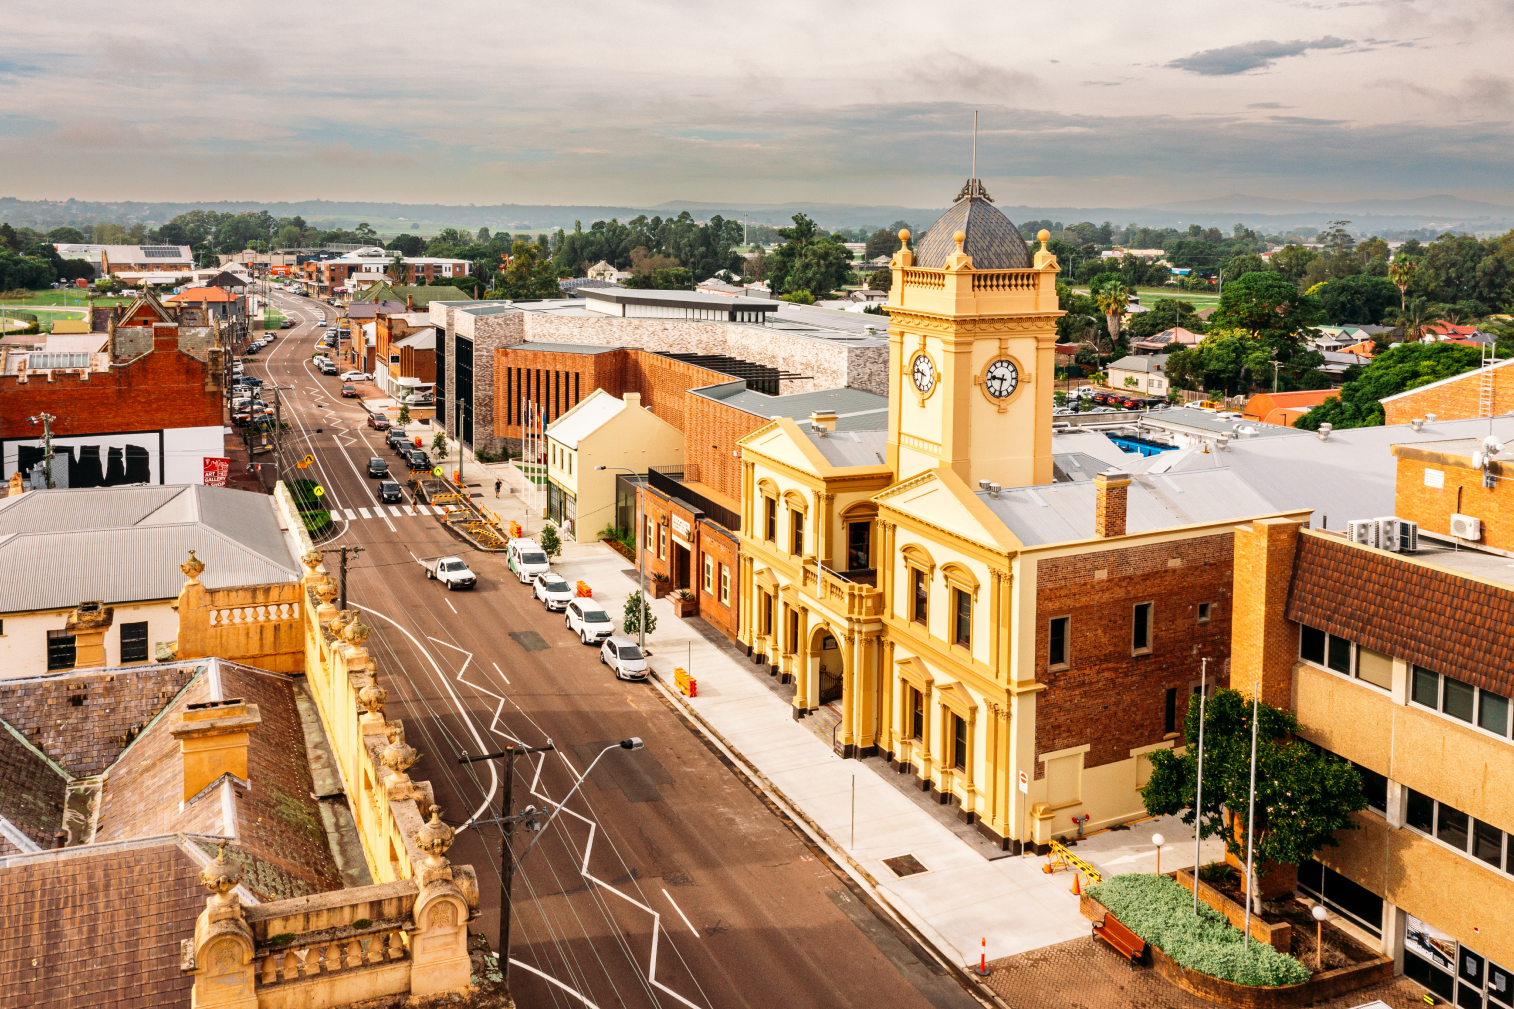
[811,626,843,705]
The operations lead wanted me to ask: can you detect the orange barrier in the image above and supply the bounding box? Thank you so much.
[576,581,592,597]
[674,667,697,698]
[509,520,522,539]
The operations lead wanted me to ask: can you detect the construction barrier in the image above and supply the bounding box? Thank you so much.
[674,667,697,698]
[576,581,592,597]
[1042,839,1101,885]
[509,521,522,539]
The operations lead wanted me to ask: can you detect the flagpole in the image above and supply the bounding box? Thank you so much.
[1243,681,1259,952]
[1192,657,1208,915]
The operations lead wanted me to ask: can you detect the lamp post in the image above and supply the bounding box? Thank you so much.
[1152,833,1165,877]
[1312,904,1327,971]
[514,739,644,869]
[597,465,646,652]
[1193,657,1208,916]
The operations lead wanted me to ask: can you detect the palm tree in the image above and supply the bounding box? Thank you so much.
[1095,283,1131,344]
[1388,259,1416,312]
[1392,296,1433,342]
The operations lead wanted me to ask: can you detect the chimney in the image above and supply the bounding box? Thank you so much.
[64,601,113,668]
[170,698,261,801]
[623,391,642,409]
[810,410,837,435]
[1093,470,1131,538]
[406,294,414,311]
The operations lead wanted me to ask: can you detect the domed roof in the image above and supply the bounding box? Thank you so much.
[914,180,1033,271]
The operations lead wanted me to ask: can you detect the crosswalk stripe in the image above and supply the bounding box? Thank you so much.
[344,509,357,520]
[389,506,402,516]
[359,507,371,519]
[418,505,434,515]
[403,505,415,516]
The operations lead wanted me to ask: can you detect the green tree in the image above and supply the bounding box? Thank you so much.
[1220,254,1266,283]
[539,524,562,559]
[1094,282,1130,344]
[1209,272,1323,361]
[1142,688,1367,882]
[1387,258,1416,311]
[766,214,852,299]
[623,591,656,636]
[431,431,448,457]
[864,228,903,260]
[498,240,561,299]
[1270,244,1318,283]
[1124,298,1203,340]
[397,403,411,427]
[388,233,425,257]
[1296,341,1486,430]
[1316,274,1401,325]
[866,267,891,292]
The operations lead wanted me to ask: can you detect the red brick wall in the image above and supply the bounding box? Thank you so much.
[1382,360,1514,425]
[636,485,741,643]
[1033,534,1235,773]
[685,393,766,502]
[695,521,740,641]
[0,344,222,442]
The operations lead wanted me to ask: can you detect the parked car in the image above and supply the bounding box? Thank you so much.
[341,383,358,398]
[241,376,264,387]
[406,449,432,472]
[378,480,403,503]
[532,573,575,612]
[599,636,648,681]
[507,539,551,584]
[565,598,614,644]
[280,319,293,328]
[341,371,370,383]
[318,360,338,375]
[418,555,476,590]
[367,457,389,479]
[367,413,391,430]
[387,429,412,452]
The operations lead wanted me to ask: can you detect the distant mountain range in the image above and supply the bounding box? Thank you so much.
[3,192,1511,236]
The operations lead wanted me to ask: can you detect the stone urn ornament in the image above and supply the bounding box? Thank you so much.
[199,840,244,906]
[313,576,338,609]
[342,615,371,647]
[301,549,324,577]
[414,806,454,868]
[357,669,387,722]
[380,724,420,784]
[181,549,206,583]
[328,609,353,637]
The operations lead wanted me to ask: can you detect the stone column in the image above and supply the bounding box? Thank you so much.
[880,637,896,761]
[410,807,477,996]
[840,632,856,756]
[182,842,257,1009]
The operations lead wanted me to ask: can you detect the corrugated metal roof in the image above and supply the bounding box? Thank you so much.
[0,487,298,613]
[802,428,888,467]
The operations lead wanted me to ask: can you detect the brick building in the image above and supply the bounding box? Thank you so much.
[300,248,470,293]
[1380,356,1514,425]
[0,291,227,486]
[1229,435,1514,997]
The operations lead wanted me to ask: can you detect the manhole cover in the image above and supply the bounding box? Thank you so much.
[508,631,551,652]
[882,854,929,878]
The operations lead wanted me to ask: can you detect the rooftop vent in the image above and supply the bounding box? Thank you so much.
[1316,422,1333,442]
[988,482,1002,499]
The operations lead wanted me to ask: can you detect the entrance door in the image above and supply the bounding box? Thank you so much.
[673,543,691,589]
[818,634,842,703]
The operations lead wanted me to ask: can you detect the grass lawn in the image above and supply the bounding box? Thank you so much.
[0,290,133,308]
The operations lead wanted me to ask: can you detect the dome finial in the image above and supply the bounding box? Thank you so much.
[953,230,966,251]
[1038,229,1051,248]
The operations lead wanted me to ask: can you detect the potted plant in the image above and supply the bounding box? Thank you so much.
[672,589,697,618]
[650,571,671,599]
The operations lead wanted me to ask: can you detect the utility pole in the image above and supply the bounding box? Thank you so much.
[27,412,57,489]
[318,544,365,610]
[459,742,555,986]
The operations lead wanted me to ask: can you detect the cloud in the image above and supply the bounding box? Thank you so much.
[1371,73,1514,112]
[1166,36,1352,75]
[902,52,1040,98]
[1246,102,1291,109]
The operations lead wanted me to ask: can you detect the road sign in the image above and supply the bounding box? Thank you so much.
[313,485,325,498]
[1018,770,1029,794]
[297,453,314,469]
[432,466,443,478]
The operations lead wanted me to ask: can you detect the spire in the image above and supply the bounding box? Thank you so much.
[954,110,994,203]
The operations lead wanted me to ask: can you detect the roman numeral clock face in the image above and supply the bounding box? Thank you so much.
[985,358,1019,398]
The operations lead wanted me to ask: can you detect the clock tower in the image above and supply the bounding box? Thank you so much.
[883,179,1063,489]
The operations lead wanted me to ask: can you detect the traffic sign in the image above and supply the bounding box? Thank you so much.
[432,466,443,478]
[297,453,314,469]
[1018,770,1029,794]
[313,485,325,498]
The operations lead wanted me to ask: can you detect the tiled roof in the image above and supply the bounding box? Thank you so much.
[0,840,200,1007]
[92,663,345,901]
[0,664,199,777]
[1286,531,1514,697]
[0,720,68,851]
[914,194,1033,271]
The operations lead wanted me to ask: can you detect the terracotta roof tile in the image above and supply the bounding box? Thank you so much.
[1287,532,1514,696]
[0,720,68,849]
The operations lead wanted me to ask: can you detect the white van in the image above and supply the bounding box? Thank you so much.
[507,539,551,584]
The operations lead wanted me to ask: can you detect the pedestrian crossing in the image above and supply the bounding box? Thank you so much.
[329,502,451,522]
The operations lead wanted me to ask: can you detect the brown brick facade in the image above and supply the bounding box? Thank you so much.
[1381,359,1514,425]
[1033,535,1234,773]
[638,486,741,643]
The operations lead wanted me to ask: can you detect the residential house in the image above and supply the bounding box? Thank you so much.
[1131,326,1201,354]
[1242,389,1340,427]
[1106,353,1172,395]
[544,390,683,541]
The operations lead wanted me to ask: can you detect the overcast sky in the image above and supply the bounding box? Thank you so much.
[3,0,1511,209]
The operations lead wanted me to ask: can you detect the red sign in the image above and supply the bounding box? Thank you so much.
[203,457,231,487]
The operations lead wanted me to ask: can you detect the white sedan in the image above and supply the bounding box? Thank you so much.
[340,371,371,383]
[532,573,576,612]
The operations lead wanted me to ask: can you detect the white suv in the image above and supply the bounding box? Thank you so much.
[599,636,647,681]
[532,573,575,611]
[565,599,613,645]
[507,539,551,584]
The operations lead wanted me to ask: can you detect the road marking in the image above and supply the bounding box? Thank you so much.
[390,506,402,516]
[403,505,415,516]
[445,598,458,614]
[507,959,603,1009]
[663,889,700,938]
[359,507,371,519]
[491,661,510,685]
[344,509,357,520]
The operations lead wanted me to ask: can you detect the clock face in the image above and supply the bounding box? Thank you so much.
[911,353,936,393]
[985,358,1020,399]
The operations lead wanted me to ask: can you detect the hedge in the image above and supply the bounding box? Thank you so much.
[1087,874,1309,987]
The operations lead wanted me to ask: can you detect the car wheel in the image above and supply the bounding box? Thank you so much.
[581,631,589,645]
[426,570,434,580]
[599,652,606,665]
[565,615,571,629]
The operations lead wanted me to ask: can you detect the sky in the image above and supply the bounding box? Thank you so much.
[3,0,1512,210]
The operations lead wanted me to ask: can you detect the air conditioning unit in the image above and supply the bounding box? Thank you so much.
[1347,519,1380,548]
[1374,516,1419,553]
[1449,513,1482,541]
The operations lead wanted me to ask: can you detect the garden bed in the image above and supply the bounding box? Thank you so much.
[1188,864,1377,972]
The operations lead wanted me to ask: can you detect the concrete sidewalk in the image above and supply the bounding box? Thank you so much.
[548,542,1228,968]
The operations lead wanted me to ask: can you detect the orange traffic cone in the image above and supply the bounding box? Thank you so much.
[1071,872,1082,896]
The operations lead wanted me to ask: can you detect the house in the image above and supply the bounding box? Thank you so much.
[163,284,247,324]
[0,290,227,486]
[301,248,471,294]
[586,260,618,281]
[544,390,683,541]
[374,308,434,396]
[1105,353,1172,394]
[53,243,194,277]
[1131,326,1201,354]
[1241,389,1339,427]
[0,485,303,678]
[1228,436,1514,992]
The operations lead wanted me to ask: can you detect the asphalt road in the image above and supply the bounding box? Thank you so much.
[245,290,981,1009]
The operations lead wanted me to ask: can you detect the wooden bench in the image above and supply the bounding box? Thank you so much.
[1092,911,1149,968]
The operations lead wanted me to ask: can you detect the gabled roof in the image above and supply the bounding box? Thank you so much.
[0,486,300,613]
[0,719,69,853]
[1107,354,1170,374]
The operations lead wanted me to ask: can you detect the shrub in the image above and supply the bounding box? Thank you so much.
[1087,874,1309,987]
[302,510,332,534]
[623,591,656,636]
[539,524,561,558]
[780,289,815,305]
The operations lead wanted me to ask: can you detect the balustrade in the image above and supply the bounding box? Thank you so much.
[256,928,408,987]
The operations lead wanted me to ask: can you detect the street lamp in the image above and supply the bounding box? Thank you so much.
[1311,904,1327,970]
[514,738,644,868]
[1152,833,1165,876]
[596,465,647,652]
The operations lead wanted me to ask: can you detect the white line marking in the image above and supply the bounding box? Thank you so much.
[491,661,510,685]
[663,889,699,938]
[359,507,372,519]
[507,959,602,1009]
[445,598,457,614]
[403,505,415,516]
[344,509,357,520]
[390,506,403,516]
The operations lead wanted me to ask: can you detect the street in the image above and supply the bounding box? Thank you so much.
[244,291,982,1009]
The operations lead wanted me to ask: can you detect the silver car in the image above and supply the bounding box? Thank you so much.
[599,636,647,680]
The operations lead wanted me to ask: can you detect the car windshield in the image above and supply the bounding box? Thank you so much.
[617,644,643,660]
[381,482,398,491]
[583,610,610,622]
[441,561,466,572]
[522,552,548,565]
[541,577,569,591]
[370,458,384,466]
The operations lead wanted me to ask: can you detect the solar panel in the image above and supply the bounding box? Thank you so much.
[139,246,186,258]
